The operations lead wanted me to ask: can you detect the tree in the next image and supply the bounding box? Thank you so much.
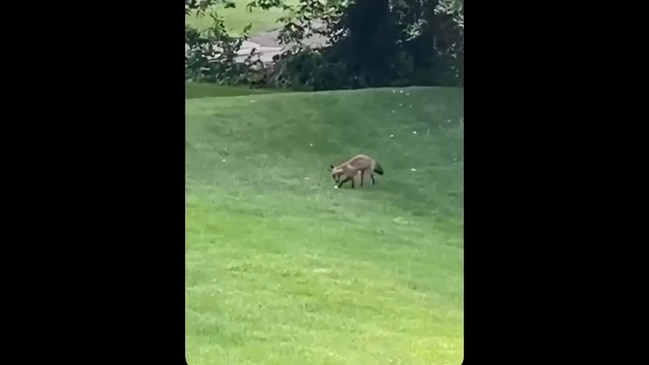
[185,0,464,89]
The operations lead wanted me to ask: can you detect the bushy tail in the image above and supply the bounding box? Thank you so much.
[374,162,384,175]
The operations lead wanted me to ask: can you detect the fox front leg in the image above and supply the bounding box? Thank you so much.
[337,176,350,189]
[371,173,375,185]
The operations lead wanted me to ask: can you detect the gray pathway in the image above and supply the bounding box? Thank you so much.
[186,21,329,64]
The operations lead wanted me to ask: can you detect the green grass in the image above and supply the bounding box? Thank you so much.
[185,82,283,99]
[186,0,299,36]
[185,87,464,365]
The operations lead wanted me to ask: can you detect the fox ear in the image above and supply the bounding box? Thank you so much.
[329,165,334,170]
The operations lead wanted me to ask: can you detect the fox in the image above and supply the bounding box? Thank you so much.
[329,154,384,189]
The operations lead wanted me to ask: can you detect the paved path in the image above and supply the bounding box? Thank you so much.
[186,21,329,64]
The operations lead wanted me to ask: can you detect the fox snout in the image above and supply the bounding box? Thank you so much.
[329,165,340,182]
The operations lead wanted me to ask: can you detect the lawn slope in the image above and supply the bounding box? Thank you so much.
[185,87,464,365]
[185,82,281,99]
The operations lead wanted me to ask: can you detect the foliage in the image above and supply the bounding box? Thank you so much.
[185,0,268,85]
[184,0,464,89]
[433,0,464,85]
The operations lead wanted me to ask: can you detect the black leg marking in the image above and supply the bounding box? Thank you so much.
[371,174,376,185]
[338,176,351,188]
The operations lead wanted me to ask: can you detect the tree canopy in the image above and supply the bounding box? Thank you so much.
[185,0,464,90]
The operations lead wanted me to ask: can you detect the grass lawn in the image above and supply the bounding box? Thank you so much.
[185,0,299,36]
[185,82,284,99]
[185,86,464,364]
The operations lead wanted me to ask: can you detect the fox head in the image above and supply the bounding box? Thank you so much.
[329,165,342,183]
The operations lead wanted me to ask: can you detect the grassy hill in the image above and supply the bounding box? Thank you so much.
[185,85,464,365]
[185,82,282,99]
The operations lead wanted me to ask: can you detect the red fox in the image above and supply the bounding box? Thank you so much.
[329,154,384,189]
